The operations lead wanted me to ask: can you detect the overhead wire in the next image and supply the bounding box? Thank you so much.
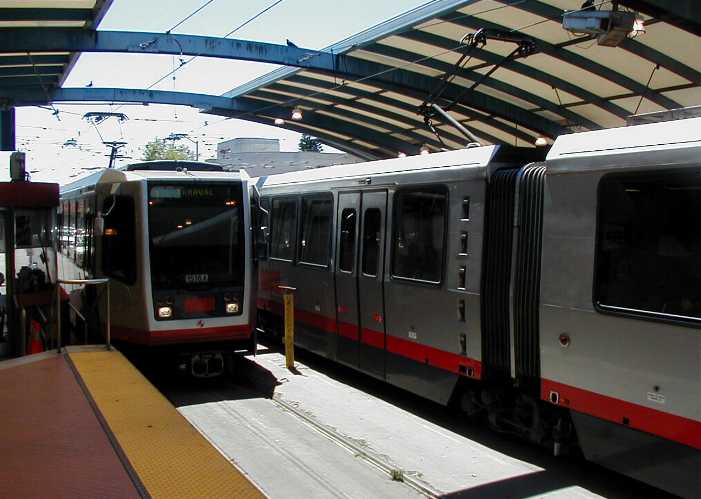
[634,63,659,115]
[144,0,285,91]
[105,0,287,148]
[166,0,218,34]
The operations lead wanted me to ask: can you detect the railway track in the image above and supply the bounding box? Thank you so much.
[270,393,441,498]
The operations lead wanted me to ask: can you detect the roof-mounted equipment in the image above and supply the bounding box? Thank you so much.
[563,2,645,47]
[420,28,537,148]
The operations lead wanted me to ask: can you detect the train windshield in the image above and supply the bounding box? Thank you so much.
[148,183,244,289]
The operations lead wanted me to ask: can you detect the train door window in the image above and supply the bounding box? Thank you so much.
[299,196,332,266]
[252,194,269,261]
[595,170,701,322]
[338,208,356,273]
[392,187,447,284]
[362,208,381,277]
[102,196,136,284]
[271,198,297,261]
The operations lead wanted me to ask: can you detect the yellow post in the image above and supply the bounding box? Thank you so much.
[279,285,297,370]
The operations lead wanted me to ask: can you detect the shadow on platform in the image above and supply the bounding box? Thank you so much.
[120,344,281,408]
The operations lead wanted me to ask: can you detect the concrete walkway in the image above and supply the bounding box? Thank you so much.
[158,347,671,499]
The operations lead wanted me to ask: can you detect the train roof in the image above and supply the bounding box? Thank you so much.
[547,117,701,174]
[60,167,245,196]
[125,160,224,172]
[255,145,542,188]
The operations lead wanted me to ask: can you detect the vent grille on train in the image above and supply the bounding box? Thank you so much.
[513,163,546,392]
[480,168,518,381]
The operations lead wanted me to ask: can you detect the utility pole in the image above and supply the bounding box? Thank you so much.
[103,141,128,168]
[82,112,130,168]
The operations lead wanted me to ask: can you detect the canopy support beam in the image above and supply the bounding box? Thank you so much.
[0,107,15,151]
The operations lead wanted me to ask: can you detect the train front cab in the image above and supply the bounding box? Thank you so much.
[256,146,541,405]
[540,118,701,498]
[60,168,254,374]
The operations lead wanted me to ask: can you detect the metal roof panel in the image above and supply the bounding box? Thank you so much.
[259,144,500,187]
[546,116,701,171]
[0,0,112,89]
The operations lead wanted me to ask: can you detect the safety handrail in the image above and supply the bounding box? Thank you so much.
[56,278,111,352]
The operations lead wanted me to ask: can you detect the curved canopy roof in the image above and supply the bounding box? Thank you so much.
[221,0,701,157]
[0,0,699,160]
[0,1,112,88]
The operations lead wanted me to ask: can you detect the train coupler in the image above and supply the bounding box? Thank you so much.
[181,352,225,378]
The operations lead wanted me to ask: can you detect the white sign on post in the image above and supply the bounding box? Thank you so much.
[9,151,25,181]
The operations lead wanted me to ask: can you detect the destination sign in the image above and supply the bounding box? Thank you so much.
[185,273,209,284]
[150,185,217,200]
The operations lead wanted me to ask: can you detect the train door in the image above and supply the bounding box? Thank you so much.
[334,192,360,366]
[357,190,387,378]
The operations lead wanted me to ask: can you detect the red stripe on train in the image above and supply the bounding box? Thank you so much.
[337,321,358,340]
[361,328,384,349]
[542,378,701,449]
[112,324,250,346]
[296,309,337,335]
[386,335,482,379]
[259,298,481,379]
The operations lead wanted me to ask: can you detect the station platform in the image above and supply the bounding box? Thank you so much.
[0,346,264,499]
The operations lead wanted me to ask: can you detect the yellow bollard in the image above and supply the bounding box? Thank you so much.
[279,285,297,370]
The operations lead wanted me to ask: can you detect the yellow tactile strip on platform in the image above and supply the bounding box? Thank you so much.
[69,350,264,499]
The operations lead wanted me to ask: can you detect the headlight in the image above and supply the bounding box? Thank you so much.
[158,306,173,318]
[226,302,240,314]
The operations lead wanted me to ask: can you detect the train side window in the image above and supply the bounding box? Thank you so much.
[102,196,136,284]
[56,203,63,252]
[362,208,381,277]
[62,201,69,254]
[271,198,297,261]
[392,187,447,284]
[338,208,356,273]
[299,196,332,266]
[67,200,75,259]
[595,170,701,323]
[84,198,95,272]
[83,212,91,271]
[76,199,85,267]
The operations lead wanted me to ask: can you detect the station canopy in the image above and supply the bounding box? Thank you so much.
[0,1,112,87]
[0,0,700,159]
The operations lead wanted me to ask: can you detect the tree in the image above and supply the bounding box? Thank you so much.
[142,138,194,161]
[298,134,323,152]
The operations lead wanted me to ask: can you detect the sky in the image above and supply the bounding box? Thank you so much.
[5,0,429,184]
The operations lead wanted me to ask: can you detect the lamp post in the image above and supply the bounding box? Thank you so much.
[166,132,199,161]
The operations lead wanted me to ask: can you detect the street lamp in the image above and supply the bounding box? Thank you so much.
[166,132,199,161]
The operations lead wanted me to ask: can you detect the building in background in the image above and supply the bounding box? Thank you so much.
[211,138,360,177]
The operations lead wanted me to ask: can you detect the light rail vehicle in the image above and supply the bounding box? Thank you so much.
[59,161,256,377]
[254,118,701,498]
